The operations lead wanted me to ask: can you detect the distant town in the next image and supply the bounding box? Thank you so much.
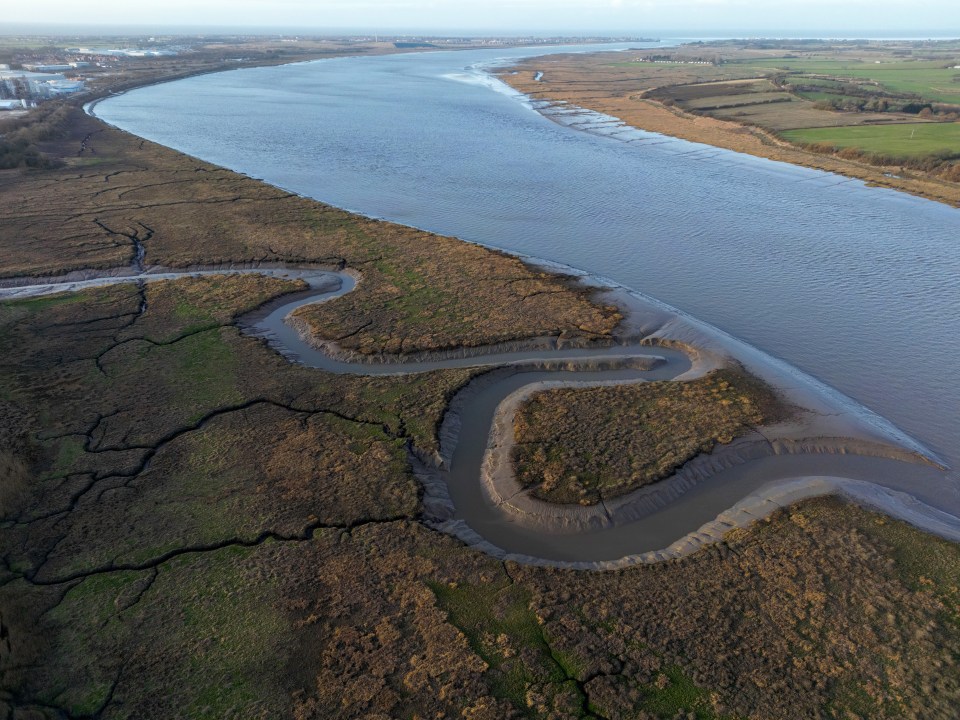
[0,33,655,114]
[0,42,185,110]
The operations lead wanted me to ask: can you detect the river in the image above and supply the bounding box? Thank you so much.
[93,42,960,504]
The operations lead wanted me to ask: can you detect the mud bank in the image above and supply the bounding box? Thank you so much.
[443,475,960,570]
[495,63,960,209]
[3,262,954,568]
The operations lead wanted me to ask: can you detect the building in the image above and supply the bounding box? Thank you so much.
[23,64,74,73]
[66,47,178,58]
[0,70,84,100]
[45,79,85,95]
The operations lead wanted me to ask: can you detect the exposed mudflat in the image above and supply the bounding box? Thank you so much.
[90,46,960,504]
[4,261,954,568]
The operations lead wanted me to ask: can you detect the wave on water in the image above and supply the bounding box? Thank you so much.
[441,63,529,97]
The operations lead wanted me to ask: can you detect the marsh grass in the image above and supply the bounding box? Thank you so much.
[513,370,783,505]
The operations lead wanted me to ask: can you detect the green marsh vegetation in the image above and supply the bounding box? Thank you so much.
[512,370,784,505]
[2,39,960,719]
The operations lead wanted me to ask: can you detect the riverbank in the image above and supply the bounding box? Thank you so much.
[3,263,953,570]
[433,274,950,562]
[8,43,951,556]
[497,53,960,208]
[4,87,951,559]
[5,47,960,718]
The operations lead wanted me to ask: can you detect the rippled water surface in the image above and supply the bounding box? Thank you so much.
[95,44,960,492]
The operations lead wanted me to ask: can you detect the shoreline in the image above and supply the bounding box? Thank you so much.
[477,379,934,535]
[76,38,650,125]
[27,62,951,565]
[495,59,960,209]
[6,253,939,466]
[9,42,960,720]
[486,476,960,569]
[5,263,953,568]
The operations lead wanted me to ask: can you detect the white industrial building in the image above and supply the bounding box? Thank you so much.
[65,47,177,58]
[23,63,74,73]
[0,70,85,100]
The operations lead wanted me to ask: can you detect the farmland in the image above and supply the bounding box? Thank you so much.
[736,58,960,104]
[501,39,960,204]
[783,122,960,158]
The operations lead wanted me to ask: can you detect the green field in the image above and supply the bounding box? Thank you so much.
[782,122,960,158]
[737,59,960,104]
[793,90,866,103]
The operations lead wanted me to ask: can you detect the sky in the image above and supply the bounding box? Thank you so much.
[2,0,958,36]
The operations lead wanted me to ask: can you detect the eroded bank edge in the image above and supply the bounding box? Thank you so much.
[2,259,952,569]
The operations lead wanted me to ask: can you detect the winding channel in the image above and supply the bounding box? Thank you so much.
[3,265,959,568]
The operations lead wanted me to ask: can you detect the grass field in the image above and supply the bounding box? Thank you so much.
[647,53,960,158]
[735,59,960,104]
[503,44,960,203]
[782,122,960,158]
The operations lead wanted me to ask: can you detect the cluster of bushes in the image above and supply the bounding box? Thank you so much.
[0,138,62,170]
[936,162,960,182]
[783,75,960,118]
[812,96,953,116]
[799,140,960,179]
[0,102,72,170]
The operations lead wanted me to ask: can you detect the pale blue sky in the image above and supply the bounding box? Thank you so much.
[3,0,957,35]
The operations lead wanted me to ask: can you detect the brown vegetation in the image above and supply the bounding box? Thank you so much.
[294,253,621,356]
[518,498,960,719]
[2,44,960,720]
[499,45,960,207]
[0,104,620,354]
[512,370,783,504]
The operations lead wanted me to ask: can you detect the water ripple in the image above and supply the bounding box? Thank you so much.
[94,43,960,479]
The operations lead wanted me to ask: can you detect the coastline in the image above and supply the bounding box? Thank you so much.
[8,39,960,720]
[495,58,960,209]
[3,262,954,568]
[489,476,960,569]
[77,49,960,480]
[18,55,952,564]
[77,39,647,124]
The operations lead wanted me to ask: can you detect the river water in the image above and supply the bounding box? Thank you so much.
[94,43,960,499]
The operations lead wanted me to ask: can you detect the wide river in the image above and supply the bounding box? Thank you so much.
[94,43,960,503]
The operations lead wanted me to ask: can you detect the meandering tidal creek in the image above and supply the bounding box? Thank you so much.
[95,42,960,537]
